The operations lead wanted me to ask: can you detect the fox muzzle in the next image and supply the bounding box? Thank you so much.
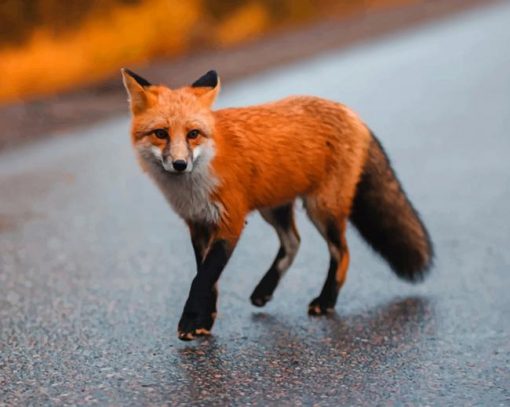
[172,160,188,172]
[161,141,193,173]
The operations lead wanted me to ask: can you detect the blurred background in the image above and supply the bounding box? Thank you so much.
[0,0,417,102]
[0,0,489,149]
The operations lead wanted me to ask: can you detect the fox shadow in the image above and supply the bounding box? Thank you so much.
[175,296,435,401]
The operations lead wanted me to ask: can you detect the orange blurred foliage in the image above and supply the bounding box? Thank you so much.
[0,0,201,102]
[216,2,271,46]
[0,0,412,103]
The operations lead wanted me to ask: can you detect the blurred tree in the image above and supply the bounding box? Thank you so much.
[0,0,416,101]
[0,0,36,45]
[0,0,141,47]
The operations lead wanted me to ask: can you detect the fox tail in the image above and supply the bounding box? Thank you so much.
[349,132,433,281]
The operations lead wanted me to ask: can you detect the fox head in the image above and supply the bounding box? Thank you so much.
[121,69,220,173]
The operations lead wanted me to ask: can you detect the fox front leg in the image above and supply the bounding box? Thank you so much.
[178,240,228,340]
[178,220,243,341]
[188,221,214,268]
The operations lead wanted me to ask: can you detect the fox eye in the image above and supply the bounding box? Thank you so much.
[153,129,168,139]
[187,129,200,139]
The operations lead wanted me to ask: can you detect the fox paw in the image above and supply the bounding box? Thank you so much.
[308,297,335,316]
[250,276,278,307]
[250,291,272,307]
[177,312,216,341]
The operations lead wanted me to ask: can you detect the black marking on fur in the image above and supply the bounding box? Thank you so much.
[250,247,285,307]
[322,256,339,300]
[178,239,231,340]
[189,222,213,268]
[272,204,293,232]
[326,220,341,249]
[192,70,218,88]
[124,69,151,87]
[349,131,434,282]
[309,257,339,314]
[250,203,296,306]
[197,239,230,284]
[310,215,351,314]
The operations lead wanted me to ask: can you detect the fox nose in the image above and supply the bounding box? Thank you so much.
[172,160,187,172]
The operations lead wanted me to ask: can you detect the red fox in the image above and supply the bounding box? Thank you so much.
[121,69,433,341]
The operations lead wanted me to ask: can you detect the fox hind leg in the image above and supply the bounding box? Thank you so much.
[250,203,301,307]
[305,197,350,315]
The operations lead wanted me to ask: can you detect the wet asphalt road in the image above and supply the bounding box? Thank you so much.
[1,3,510,406]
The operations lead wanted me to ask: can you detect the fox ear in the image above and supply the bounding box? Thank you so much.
[191,70,220,108]
[121,68,152,114]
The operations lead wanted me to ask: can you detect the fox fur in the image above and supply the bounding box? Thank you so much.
[122,69,433,340]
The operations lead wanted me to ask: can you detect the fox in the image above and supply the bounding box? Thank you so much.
[121,68,433,341]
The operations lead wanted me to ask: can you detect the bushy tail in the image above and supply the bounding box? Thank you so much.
[349,132,433,282]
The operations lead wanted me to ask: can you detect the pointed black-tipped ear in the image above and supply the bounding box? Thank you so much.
[123,68,152,87]
[190,70,220,108]
[121,68,153,114]
[192,70,218,88]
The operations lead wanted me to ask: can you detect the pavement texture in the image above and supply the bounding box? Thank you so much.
[1,2,509,405]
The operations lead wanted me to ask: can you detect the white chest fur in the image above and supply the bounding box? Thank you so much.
[137,147,221,223]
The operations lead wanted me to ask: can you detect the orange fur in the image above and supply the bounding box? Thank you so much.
[211,97,370,238]
[124,73,371,242]
[122,69,432,337]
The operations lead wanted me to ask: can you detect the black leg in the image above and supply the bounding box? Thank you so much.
[308,256,340,315]
[178,239,234,340]
[308,220,350,315]
[188,222,214,269]
[251,204,300,307]
[251,247,285,306]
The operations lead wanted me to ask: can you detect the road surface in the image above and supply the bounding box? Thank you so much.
[1,3,509,405]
